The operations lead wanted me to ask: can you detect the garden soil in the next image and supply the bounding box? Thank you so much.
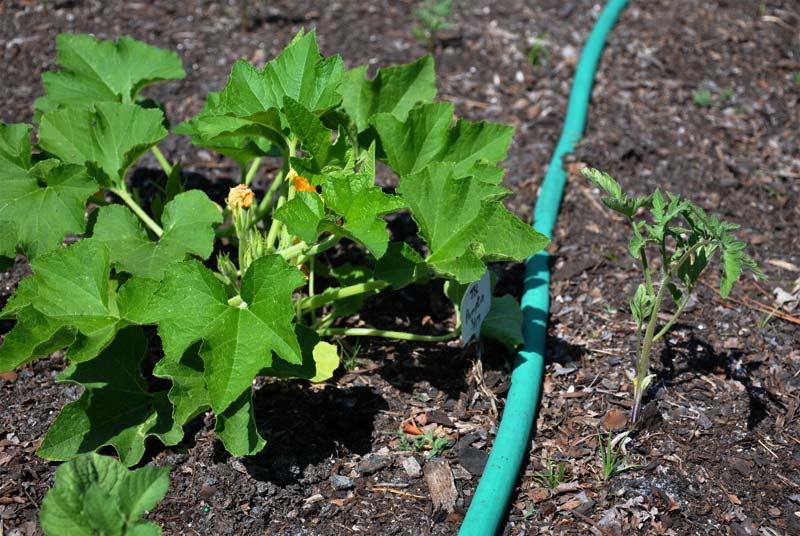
[1,0,798,534]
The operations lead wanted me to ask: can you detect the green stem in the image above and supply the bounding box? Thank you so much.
[264,194,286,252]
[631,239,711,422]
[300,280,389,311]
[293,234,339,264]
[309,256,317,324]
[110,187,163,238]
[243,157,262,185]
[319,326,460,343]
[151,146,172,176]
[652,289,693,343]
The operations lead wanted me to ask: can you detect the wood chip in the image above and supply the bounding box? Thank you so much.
[423,459,458,513]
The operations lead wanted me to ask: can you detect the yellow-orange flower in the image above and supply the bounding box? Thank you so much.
[287,169,316,193]
[226,184,254,209]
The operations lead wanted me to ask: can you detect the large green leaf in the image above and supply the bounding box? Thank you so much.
[322,146,405,258]
[91,190,222,279]
[0,123,96,258]
[173,92,274,170]
[273,191,325,244]
[40,452,170,536]
[38,327,183,467]
[372,102,515,176]
[144,256,305,414]
[283,96,351,183]
[215,30,344,116]
[340,55,436,133]
[38,102,168,187]
[398,162,548,282]
[0,240,159,368]
[481,295,524,351]
[178,30,344,160]
[374,242,430,289]
[34,33,185,114]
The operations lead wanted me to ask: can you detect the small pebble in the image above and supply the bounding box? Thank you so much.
[402,457,422,478]
[330,474,355,491]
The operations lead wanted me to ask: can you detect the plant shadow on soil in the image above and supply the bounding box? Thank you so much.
[655,329,780,430]
[208,382,389,486]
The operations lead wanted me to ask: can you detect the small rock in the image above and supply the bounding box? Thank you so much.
[426,409,455,428]
[304,493,324,504]
[199,484,216,498]
[357,456,389,475]
[451,464,473,481]
[402,457,422,478]
[330,474,355,491]
[459,446,488,476]
[729,457,754,477]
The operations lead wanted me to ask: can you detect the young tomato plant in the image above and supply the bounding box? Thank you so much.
[583,168,762,423]
[0,31,548,463]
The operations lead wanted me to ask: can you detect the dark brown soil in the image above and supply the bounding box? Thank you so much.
[1,1,799,535]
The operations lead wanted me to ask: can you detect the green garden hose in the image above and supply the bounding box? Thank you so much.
[458,1,629,533]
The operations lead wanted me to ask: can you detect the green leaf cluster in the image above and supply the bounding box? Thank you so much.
[39,452,170,536]
[1,30,545,465]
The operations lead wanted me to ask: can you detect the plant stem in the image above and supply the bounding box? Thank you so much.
[294,234,339,264]
[318,326,460,343]
[631,239,711,422]
[243,157,262,185]
[300,280,389,311]
[110,187,163,238]
[652,291,693,343]
[151,146,172,176]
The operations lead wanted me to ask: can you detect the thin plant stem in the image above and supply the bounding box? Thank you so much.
[110,187,163,238]
[309,256,316,324]
[319,326,460,343]
[294,235,339,265]
[631,239,711,422]
[300,280,389,311]
[243,157,262,185]
[150,146,172,176]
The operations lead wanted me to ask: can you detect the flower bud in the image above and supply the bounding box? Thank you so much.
[226,184,254,209]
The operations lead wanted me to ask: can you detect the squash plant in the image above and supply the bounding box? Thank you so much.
[0,31,548,463]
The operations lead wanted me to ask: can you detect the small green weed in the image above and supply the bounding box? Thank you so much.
[531,458,570,489]
[412,0,455,52]
[338,339,363,371]
[526,34,549,67]
[793,72,800,85]
[397,430,450,458]
[692,89,712,107]
[598,431,631,481]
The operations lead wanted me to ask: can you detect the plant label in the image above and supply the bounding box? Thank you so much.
[460,271,491,344]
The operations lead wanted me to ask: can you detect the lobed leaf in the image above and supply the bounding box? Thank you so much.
[373,102,514,177]
[38,102,168,188]
[91,190,222,279]
[398,162,547,283]
[144,256,305,414]
[0,240,159,367]
[0,123,97,258]
[34,33,185,115]
[38,327,182,466]
[39,452,170,536]
[340,55,437,133]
